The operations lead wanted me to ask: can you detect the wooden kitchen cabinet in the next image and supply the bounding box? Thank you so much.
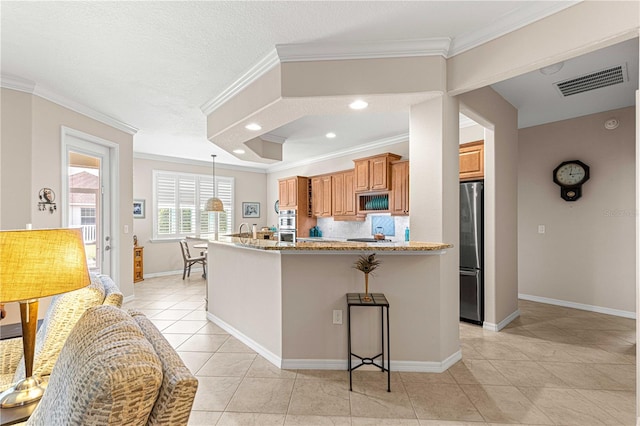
[332,169,361,220]
[354,153,401,192]
[459,140,484,181]
[390,160,409,215]
[278,176,316,237]
[133,246,144,283]
[311,175,332,218]
[278,176,311,211]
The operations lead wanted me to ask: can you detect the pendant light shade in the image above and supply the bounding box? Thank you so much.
[205,154,225,213]
[205,197,224,212]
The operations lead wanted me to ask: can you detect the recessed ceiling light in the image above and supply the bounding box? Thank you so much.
[325,132,336,139]
[245,123,262,131]
[349,100,368,110]
[233,149,246,154]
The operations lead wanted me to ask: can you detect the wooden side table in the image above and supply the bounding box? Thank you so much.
[346,293,390,392]
[133,246,144,283]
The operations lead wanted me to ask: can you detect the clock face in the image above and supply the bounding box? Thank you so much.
[554,162,588,186]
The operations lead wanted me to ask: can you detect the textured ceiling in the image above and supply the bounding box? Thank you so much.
[1,1,600,169]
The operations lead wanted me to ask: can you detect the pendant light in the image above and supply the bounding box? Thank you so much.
[205,154,224,212]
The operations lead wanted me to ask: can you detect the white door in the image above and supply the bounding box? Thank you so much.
[62,129,116,276]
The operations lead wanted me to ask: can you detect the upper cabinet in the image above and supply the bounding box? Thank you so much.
[459,140,484,181]
[353,153,401,193]
[332,169,361,220]
[390,160,409,215]
[311,175,332,218]
[278,176,311,213]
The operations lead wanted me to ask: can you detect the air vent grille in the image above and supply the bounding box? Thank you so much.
[555,64,627,97]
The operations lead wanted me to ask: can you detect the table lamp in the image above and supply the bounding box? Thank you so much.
[0,228,90,408]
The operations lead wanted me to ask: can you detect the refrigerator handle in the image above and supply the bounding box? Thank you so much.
[460,269,479,276]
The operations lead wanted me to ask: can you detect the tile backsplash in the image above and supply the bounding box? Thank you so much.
[316,214,409,242]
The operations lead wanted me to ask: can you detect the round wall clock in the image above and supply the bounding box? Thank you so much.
[274,200,279,214]
[552,160,590,201]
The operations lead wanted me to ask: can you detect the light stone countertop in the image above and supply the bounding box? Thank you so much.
[209,236,452,253]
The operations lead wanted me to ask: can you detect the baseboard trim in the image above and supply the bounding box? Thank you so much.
[519,293,636,319]
[282,349,461,372]
[123,295,135,304]
[206,312,283,368]
[206,312,462,372]
[143,269,205,279]
[483,309,521,332]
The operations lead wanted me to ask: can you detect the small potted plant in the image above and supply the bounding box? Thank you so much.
[353,253,381,302]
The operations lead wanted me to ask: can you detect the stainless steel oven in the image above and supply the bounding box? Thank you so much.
[278,209,296,242]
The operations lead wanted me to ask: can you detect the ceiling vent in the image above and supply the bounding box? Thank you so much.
[554,63,628,97]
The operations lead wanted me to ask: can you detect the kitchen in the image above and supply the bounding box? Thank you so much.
[202,130,487,369]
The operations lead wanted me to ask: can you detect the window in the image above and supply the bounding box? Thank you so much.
[153,170,234,240]
[80,208,96,225]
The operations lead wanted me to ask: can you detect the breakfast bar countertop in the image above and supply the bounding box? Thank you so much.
[208,236,452,253]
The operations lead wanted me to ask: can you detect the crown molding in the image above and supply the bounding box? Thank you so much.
[134,151,267,174]
[276,38,451,62]
[449,1,581,56]
[1,74,36,93]
[200,49,280,116]
[1,73,138,135]
[266,133,409,173]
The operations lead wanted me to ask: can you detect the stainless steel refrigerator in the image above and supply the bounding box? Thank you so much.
[460,181,484,324]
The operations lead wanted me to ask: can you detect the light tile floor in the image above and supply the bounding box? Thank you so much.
[124,275,636,425]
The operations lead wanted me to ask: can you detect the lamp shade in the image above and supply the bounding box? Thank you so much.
[0,229,90,302]
[205,196,225,212]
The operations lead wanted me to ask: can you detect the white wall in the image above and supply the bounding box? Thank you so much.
[460,124,484,145]
[1,88,134,324]
[518,107,636,315]
[133,157,268,275]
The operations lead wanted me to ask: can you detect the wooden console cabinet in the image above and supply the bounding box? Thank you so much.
[133,246,144,283]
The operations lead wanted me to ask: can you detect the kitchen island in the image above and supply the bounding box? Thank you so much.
[207,237,460,372]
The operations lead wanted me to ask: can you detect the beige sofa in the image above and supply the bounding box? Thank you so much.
[26,305,198,425]
[0,274,123,390]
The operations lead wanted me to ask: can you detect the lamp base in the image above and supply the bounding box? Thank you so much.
[0,375,47,408]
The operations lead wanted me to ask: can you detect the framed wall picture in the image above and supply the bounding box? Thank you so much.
[133,199,145,219]
[242,202,260,218]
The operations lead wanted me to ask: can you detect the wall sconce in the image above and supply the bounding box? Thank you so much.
[38,188,57,213]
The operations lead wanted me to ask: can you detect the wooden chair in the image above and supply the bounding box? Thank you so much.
[179,240,206,280]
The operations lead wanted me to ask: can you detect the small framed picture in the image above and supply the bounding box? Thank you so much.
[133,199,145,219]
[242,202,260,218]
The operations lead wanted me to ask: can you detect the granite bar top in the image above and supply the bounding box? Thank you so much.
[209,236,452,253]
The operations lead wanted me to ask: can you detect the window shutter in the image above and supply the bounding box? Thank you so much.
[152,171,234,240]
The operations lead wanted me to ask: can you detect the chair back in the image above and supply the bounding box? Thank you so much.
[179,240,191,261]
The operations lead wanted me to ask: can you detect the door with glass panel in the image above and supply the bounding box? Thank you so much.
[64,139,112,275]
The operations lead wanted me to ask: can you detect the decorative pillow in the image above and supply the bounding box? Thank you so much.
[27,305,163,426]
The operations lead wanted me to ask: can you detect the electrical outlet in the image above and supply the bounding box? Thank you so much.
[333,310,343,325]
[538,225,545,234]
